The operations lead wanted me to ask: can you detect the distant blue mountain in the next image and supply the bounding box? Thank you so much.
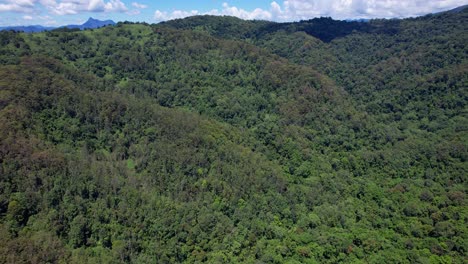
[0,17,115,33]
[64,17,116,30]
[0,25,55,33]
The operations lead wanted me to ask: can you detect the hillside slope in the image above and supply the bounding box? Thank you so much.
[0,10,466,263]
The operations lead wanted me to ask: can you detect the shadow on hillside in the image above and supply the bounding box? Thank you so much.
[255,17,401,42]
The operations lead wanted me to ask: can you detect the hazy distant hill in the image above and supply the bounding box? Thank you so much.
[0,25,55,33]
[64,17,116,30]
[0,17,115,33]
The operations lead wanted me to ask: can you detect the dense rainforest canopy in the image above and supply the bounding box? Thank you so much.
[0,7,466,264]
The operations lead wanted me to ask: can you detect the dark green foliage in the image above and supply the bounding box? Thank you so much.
[0,9,466,263]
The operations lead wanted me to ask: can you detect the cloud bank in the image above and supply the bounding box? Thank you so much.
[0,0,128,15]
[49,0,128,15]
[0,0,36,13]
[154,3,272,21]
[131,2,146,9]
[0,0,466,22]
[154,0,468,21]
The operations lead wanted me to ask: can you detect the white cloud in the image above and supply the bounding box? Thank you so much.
[88,0,105,12]
[15,0,35,6]
[0,0,467,21]
[0,0,128,15]
[127,2,146,16]
[104,0,126,12]
[131,2,147,9]
[23,15,33,19]
[153,0,468,22]
[271,0,468,20]
[154,9,200,21]
[154,2,272,21]
[0,4,21,12]
[0,0,36,13]
[213,2,272,20]
[46,0,127,15]
[275,0,468,21]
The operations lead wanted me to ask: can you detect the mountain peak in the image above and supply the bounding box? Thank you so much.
[79,18,115,29]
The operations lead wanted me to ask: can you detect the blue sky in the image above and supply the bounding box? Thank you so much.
[0,0,467,26]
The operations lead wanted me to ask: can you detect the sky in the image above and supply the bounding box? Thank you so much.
[0,0,467,26]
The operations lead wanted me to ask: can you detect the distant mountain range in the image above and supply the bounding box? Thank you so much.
[0,25,55,33]
[0,17,115,33]
[65,17,116,30]
[1,4,466,33]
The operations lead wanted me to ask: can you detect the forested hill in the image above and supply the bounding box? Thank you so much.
[0,7,466,264]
